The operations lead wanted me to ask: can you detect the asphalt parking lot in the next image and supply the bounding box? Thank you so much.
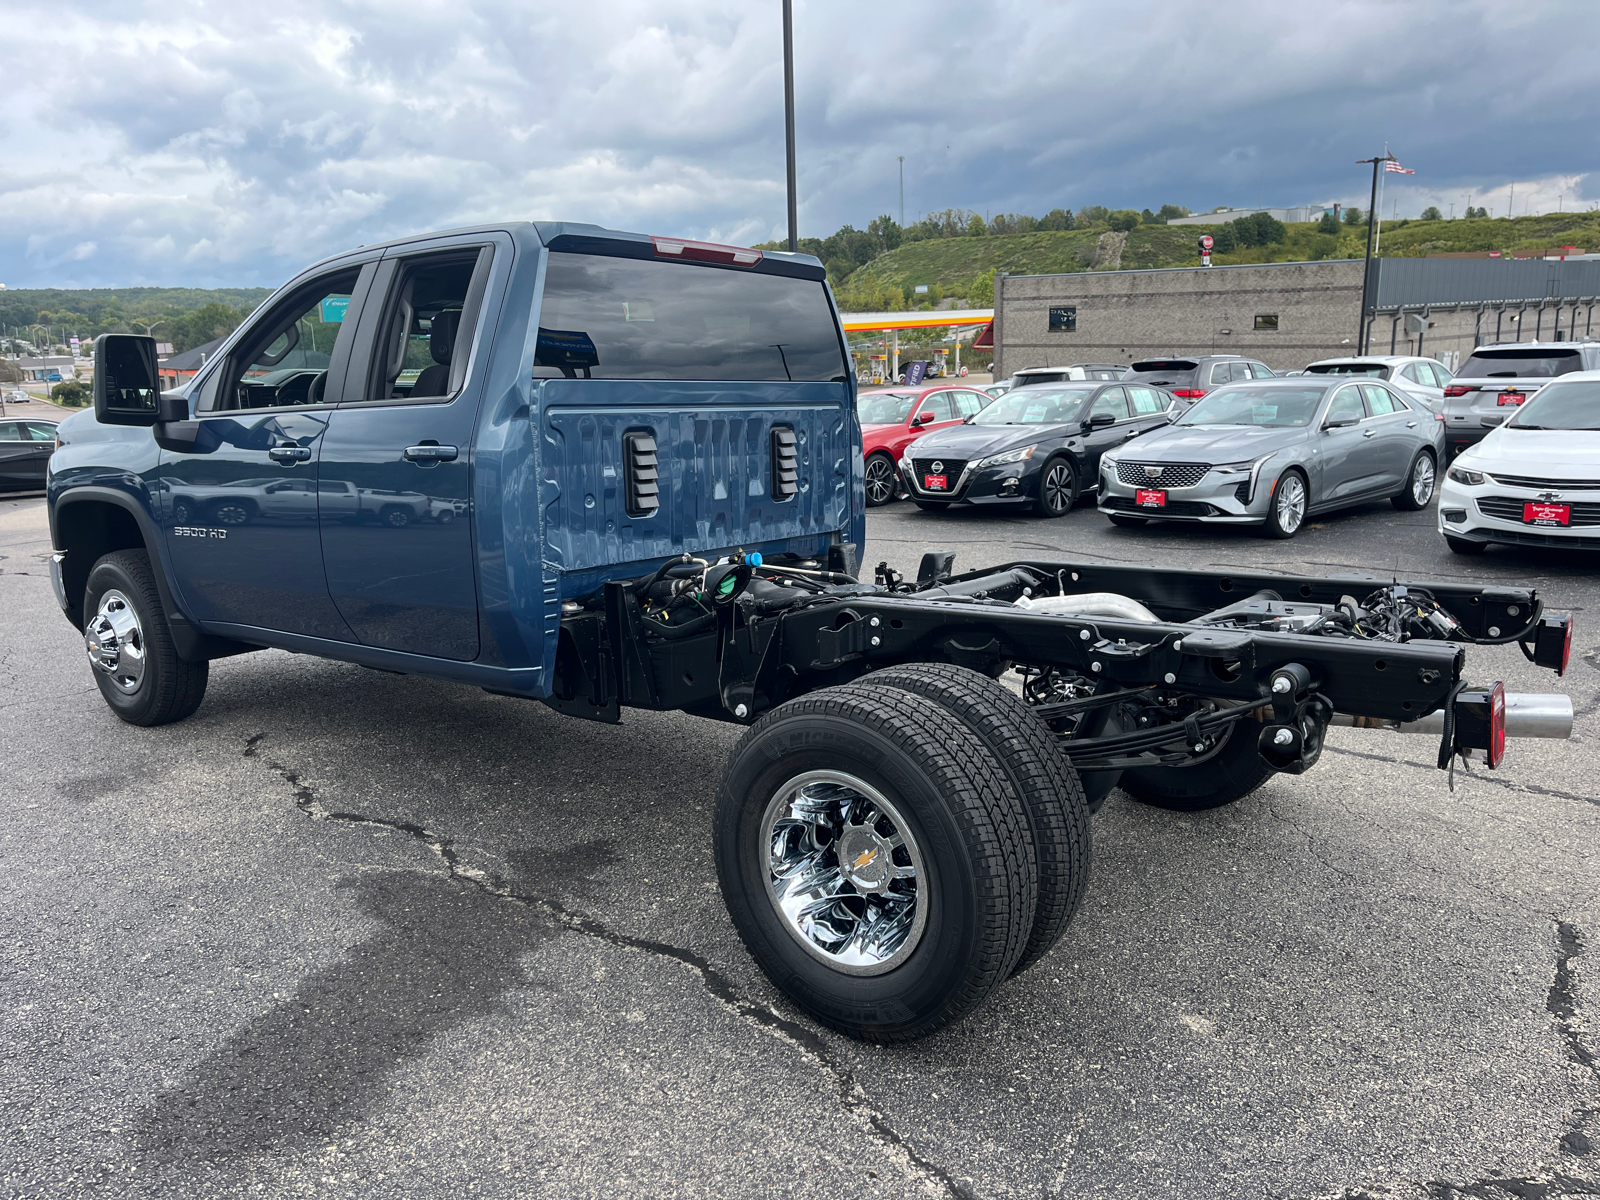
[3,488,1598,1200]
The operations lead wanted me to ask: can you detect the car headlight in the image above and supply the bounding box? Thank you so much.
[1210,459,1256,476]
[977,444,1037,468]
[1447,465,1484,485]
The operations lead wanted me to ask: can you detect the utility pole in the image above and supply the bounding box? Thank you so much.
[1355,153,1396,354]
[782,0,798,253]
[898,156,905,227]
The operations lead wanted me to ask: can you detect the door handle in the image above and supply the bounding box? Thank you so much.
[404,444,459,463]
[1407,421,1418,428]
[267,444,311,463]
[1362,429,1377,438]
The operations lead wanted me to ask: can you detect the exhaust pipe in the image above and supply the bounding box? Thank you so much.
[1333,692,1573,740]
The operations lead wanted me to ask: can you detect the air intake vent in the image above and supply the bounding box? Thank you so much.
[624,431,660,517]
[770,426,798,500]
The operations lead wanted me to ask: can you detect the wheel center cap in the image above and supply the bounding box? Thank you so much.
[837,826,894,894]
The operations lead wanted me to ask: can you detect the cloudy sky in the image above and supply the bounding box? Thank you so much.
[3,0,1596,289]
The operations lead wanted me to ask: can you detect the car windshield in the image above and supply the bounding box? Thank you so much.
[857,392,917,424]
[1459,349,1584,378]
[970,387,1096,425]
[1305,363,1390,377]
[1506,380,1600,430]
[1177,387,1325,427]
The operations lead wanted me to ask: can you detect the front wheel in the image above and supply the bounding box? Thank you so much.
[82,550,208,726]
[381,506,411,528]
[1261,469,1307,539]
[864,453,900,507]
[715,685,1037,1042]
[1033,457,1075,518]
[1392,450,1436,511]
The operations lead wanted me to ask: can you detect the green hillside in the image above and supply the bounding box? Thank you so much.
[836,212,1600,311]
[0,286,273,353]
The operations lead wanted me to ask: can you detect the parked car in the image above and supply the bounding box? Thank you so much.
[1303,355,1453,413]
[1006,364,1127,388]
[1121,355,1276,405]
[858,384,991,505]
[1440,341,1600,458]
[1438,369,1600,554]
[0,416,59,491]
[982,382,1013,400]
[5,389,32,404]
[899,380,1176,516]
[1097,377,1444,538]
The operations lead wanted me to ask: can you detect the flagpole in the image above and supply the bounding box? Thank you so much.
[1355,153,1395,354]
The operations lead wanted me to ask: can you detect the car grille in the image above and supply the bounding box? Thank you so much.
[1484,473,1600,490]
[1477,497,1600,527]
[912,458,967,481]
[1102,496,1219,517]
[1116,461,1209,488]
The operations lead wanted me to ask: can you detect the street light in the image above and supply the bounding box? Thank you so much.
[782,0,798,253]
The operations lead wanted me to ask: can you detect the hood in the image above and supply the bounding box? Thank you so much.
[1117,423,1307,462]
[1461,426,1600,475]
[906,421,1075,459]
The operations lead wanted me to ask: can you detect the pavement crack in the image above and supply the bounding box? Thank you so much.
[1324,743,1600,809]
[1265,803,1360,883]
[241,732,968,1200]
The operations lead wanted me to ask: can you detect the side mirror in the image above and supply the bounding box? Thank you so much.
[913,411,933,425]
[93,334,161,426]
[1084,412,1117,429]
[1323,414,1359,430]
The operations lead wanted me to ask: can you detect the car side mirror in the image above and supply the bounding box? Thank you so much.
[1084,412,1116,429]
[1323,415,1359,430]
[913,411,933,425]
[93,334,161,426]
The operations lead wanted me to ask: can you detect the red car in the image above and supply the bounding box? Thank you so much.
[858,384,991,506]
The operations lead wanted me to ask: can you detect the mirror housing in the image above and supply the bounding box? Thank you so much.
[913,411,933,425]
[93,334,161,426]
[1084,412,1117,429]
[1322,415,1360,430]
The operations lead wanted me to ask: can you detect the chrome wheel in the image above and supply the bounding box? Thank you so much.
[1412,455,1436,505]
[864,455,898,506]
[85,589,146,695]
[760,770,928,975]
[1275,474,1306,533]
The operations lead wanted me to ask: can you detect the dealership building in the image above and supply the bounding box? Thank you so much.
[990,257,1600,377]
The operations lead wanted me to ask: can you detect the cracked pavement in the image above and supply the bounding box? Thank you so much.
[3,489,1599,1199]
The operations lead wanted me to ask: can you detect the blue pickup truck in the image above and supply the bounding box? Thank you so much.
[48,221,1574,1042]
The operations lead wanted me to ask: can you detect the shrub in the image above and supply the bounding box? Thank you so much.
[1106,210,1142,233]
[1343,206,1365,226]
[50,381,90,407]
[1318,212,1340,234]
[1420,206,1442,221]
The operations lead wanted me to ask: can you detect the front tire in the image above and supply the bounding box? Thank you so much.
[83,550,208,726]
[1261,469,1307,539]
[864,453,900,507]
[1392,450,1436,511]
[715,685,1037,1042]
[381,506,411,528]
[1118,718,1274,812]
[1033,457,1075,518]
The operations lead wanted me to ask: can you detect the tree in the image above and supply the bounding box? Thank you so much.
[1317,211,1340,234]
[1106,210,1141,233]
[867,215,902,250]
[1038,208,1074,231]
[50,381,90,407]
[988,213,1019,235]
[1157,204,1190,223]
[966,214,988,237]
[965,269,996,307]
[1140,208,1157,225]
[1466,205,1488,219]
[1076,205,1109,227]
[1420,206,1442,221]
[1210,225,1238,254]
[1343,206,1364,226]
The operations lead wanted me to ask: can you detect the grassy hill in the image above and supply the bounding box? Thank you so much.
[837,212,1600,310]
[0,286,274,354]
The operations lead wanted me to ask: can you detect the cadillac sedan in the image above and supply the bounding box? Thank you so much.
[1097,377,1445,538]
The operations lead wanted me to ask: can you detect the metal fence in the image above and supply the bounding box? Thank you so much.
[1371,258,1600,311]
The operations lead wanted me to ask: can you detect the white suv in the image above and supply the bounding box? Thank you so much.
[1303,355,1453,412]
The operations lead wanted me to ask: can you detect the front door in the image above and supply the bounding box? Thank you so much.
[1315,383,1379,503]
[318,242,498,661]
[0,419,55,490]
[160,262,374,638]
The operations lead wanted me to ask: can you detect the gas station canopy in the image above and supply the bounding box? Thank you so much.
[837,308,994,333]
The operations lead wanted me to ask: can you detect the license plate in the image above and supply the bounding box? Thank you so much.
[1135,488,1167,508]
[1524,502,1570,527]
[923,474,948,491]
[1498,392,1526,406]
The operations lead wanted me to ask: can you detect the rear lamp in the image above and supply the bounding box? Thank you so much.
[1531,613,1575,676]
[651,236,763,267]
[1454,681,1507,769]
[1443,385,1472,398]
[1170,389,1207,399]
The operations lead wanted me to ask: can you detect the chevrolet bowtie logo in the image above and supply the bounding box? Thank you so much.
[1539,491,1562,502]
[852,848,879,870]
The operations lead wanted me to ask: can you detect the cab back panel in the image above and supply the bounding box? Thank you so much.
[541,379,852,589]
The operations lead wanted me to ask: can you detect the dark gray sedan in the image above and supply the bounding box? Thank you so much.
[1096,377,1445,538]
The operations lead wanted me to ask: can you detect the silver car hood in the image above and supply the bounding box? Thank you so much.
[1116,423,1306,462]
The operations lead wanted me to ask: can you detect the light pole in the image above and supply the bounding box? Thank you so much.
[898,156,905,227]
[782,0,798,253]
[1355,154,1396,354]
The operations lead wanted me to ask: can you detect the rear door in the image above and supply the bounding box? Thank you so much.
[1357,383,1414,491]
[0,422,34,489]
[534,241,855,586]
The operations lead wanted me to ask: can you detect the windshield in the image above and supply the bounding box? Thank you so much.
[1304,363,1391,378]
[1506,380,1600,430]
[1177,387,1325,428]
[971,387,1096,425]
[1459,349,1583,379]
[857,392,917,424]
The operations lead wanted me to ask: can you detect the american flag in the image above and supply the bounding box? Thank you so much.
[1384,160,1415,174]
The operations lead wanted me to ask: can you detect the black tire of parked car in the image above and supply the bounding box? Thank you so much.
[864,452,900,507]
[381,506,411,528]
[865,663,1091,978]
[1034,457,1075,518]
[434,508,455,524]
[714,684,1037,1043]
[1117,719,1275,812]
[211,500,254,527]
[913,500,950,512]
[1261,468,1308,540]
[83,549,208,727]
[1107,513,1148,528]
[1391,450,1437,512]
[1446,535,1488,556]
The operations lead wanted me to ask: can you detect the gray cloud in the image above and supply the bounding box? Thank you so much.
[2,0,1596,288]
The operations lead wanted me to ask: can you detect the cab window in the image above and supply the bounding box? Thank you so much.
[368,248,493,403]
[1127,386,1168,415]
[209,268,362,412]
[1088,387,1130,421]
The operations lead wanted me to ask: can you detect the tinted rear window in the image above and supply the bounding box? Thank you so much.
[1125,360,1198,385]
[533,252,846,382]
[1304,363,1391,377]
[1458,348,1583,379]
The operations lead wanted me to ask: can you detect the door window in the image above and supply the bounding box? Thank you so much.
[918,391,956,422]
[368,248,493,403]
[954,390,986,418]
[1359,383,1399,416]
[1247,362,1275,378]
[1127,386,1168,414]
[23,422,58,441]
[1399,363,1422,384]
[1089,387,1130,420]
[1326,387,1365,424]
[209,268,362,412]
[0,422,22,442]
[1430,361,1453,384]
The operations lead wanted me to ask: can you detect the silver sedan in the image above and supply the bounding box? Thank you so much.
[1097,378,1446,538]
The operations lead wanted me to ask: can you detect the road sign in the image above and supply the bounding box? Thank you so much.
[1199,235,1214,250]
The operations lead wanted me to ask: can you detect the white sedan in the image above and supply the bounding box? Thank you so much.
[1438,369,1600,554]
